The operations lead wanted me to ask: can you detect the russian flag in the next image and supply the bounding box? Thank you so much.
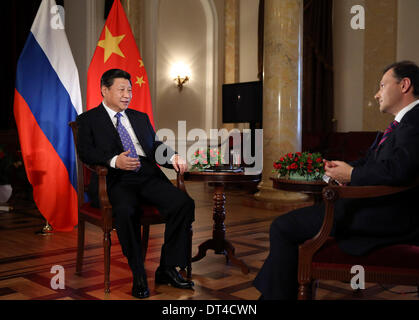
[14,0,82,232]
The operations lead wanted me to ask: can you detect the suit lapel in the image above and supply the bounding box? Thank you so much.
[98,104,124,150]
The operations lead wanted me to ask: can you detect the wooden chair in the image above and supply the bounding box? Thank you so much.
[69,121,192,293]
[298,182,419,299]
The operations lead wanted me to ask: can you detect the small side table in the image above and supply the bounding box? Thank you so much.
[184,171,261,274]
[270,177,327,204]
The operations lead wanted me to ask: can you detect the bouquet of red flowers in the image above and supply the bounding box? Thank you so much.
[191,147,223,171]
[273,151,325,180]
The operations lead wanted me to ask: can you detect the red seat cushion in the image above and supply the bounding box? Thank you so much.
[140,204,161,219]
[80,202,102,218]
[313,238,419,271]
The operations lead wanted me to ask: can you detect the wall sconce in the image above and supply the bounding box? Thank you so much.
[171,62,191,91]
[175,75,189,90]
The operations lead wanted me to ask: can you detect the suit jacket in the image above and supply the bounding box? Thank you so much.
[335,103,419,255]
[76,104,176,205]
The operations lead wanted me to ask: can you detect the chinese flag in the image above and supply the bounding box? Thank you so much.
[86,0,154,127]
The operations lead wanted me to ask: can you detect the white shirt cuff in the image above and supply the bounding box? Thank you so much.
[109,155,118,168]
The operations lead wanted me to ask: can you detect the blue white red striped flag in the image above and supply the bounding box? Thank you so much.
[14,0,81,231]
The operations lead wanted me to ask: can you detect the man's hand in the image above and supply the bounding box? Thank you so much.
[115,150,141,171]
[172,154,188,175]
[324,160,353,185]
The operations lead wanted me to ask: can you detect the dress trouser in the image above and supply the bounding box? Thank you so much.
[107,157,195,279]
[253,204,332,300]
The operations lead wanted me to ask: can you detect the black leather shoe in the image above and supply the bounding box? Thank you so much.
[155,266,194,289]
[132,275,150,299]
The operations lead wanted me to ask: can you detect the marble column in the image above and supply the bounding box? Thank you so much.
[254,0,307,202]
[224,0,240,85]
[223,0,240,131]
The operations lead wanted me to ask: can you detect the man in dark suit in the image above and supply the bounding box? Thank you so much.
[254,61,419,299]
[76,69,194,299]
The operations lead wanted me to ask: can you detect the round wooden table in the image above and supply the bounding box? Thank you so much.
[270,177,327,204]
[184,170,261,274]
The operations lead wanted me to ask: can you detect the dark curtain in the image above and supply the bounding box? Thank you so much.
[302,0,334,150]
[2,0,42,131]
[2,0,64,131]
[105,0,114,19]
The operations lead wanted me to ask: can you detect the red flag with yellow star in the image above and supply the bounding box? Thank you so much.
[86,0,154,126]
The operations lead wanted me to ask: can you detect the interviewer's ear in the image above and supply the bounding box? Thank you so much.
[400,77,412,94]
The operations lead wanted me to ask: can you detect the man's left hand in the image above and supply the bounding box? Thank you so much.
[172,154,188,175]
[324,161,353,185]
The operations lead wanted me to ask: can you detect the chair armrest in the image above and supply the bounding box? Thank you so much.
[177,172,187,193]
[87,165,112,229]
[323,184,414,200]
[82,163,107,175]
[92,165,111,211]
[83,163,111,208]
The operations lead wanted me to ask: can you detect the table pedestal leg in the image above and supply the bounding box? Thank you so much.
[223,239,249,274]
[191,238,215,262]
[192,184,249,274]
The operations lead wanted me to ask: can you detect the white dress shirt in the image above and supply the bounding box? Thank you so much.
[102,102,146,168]
[395,99,419,122]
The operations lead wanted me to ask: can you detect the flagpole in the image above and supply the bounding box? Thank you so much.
[36,220,53,235]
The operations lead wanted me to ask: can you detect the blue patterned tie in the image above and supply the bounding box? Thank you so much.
[115,113,140,171]
[378,120,399,147]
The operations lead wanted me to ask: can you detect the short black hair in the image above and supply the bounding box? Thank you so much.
[383,61,419,97]
[100,69,132,89]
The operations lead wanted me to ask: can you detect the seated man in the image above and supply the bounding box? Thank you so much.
[254,61,419,299]
[76,69,194,299]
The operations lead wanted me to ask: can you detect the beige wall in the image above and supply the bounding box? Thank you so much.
[155,0,207,134]
[65,0,87,108]
[362,0,397,132]
[397,0,419,64]
[65,0,105,110]
[142,0,224,135]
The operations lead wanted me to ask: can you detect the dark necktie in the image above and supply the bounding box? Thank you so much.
[115,112,140,170]
[378,120,399,147]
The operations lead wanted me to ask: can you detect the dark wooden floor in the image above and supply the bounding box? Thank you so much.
[0,181,418,300]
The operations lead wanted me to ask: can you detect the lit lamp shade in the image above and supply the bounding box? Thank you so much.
[171,62,191,90]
